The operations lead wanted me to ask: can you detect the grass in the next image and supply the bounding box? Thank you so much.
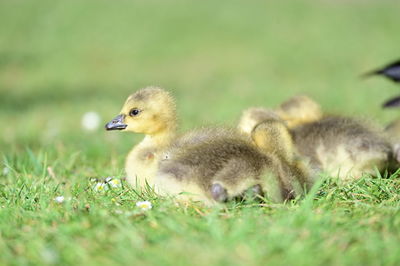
[1,0,400,265]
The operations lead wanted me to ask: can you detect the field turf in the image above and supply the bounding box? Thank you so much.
[1,0,400,265]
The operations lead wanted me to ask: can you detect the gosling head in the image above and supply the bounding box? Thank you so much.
[238,107,280,135]
[105,86,177,135]
[275,95,322,128]
[251,119,294,163]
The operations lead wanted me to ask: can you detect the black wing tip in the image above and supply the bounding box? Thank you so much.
[386,59,400,67]
[382,96,400,108]
[361,58,400,80]
[360,70,380,79]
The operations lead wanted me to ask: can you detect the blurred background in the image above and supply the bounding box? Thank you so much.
[1,0,400,166]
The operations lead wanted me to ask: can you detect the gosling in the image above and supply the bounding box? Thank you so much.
[155,125,312,205]
[291,116,393,179]
[238,95,322,135]
[105,87,177,189]
[238,95,394,179]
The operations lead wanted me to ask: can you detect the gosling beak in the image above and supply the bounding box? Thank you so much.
[105,114,127,131]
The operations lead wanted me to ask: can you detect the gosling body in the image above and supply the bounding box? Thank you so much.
[291,116,392,179]
[238,95,394,179]
[155,127,310,205]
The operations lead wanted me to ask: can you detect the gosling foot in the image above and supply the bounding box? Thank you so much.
[211,183,228,202]
[242,184,264,201]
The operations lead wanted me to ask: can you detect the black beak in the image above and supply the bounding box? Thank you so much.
[105,114,127,130]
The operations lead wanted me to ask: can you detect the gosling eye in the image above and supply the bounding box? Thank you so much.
[129,108,141,117]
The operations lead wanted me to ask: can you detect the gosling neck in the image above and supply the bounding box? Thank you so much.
[142,125,177,148]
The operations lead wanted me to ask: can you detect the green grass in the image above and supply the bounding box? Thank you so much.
[1,0,400,265]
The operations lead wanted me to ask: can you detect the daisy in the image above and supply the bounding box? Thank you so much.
[136,201,152,211]
[54,196,65,203]
[94,182,108,192]
[109,178,122,188]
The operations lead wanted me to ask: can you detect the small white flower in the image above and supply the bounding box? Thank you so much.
[94,182,108,192]
[109,178,121,188]
[2,167,10,176]
[136,201,152,211]
[114,210,124,214]
[41,247,59,264]
[104,177,121,188]
[81,111,101,131]
[54,196,65,203]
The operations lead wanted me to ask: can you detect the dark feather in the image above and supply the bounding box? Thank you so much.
[382,95,400,108]
[362,59,400,83]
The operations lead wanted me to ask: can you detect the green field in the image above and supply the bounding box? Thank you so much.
[1,0,400,265]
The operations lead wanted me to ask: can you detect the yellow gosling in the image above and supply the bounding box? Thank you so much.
[238,95,394,180]
[155,126,312,205]
[105,86,177,188]
[275,95,323,129]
